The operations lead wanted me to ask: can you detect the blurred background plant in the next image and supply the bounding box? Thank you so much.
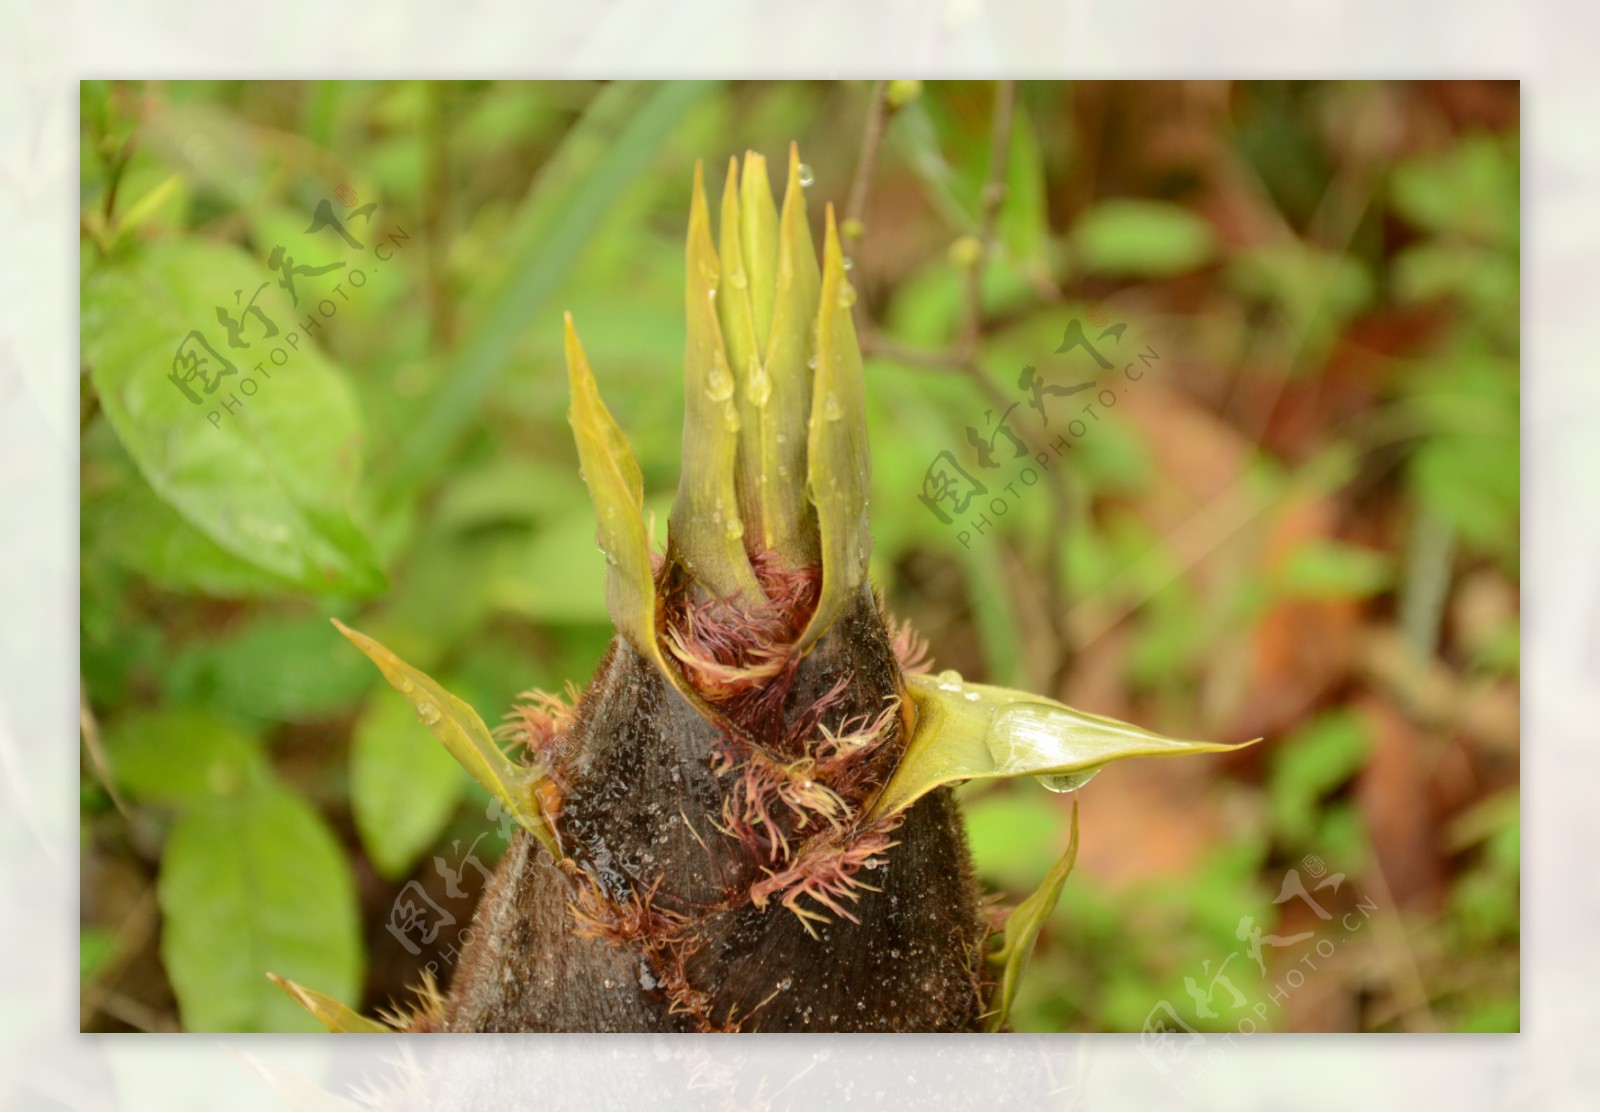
[79,79,1518,1034]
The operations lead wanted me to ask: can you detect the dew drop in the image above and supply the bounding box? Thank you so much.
[985,703,1111,788]
[934,668,964,692]
[706,361,734,402]
[1036,769,1100,794]
[778,977,792,990]
[797,163,815,187]
[413,699,442,726]
[398,677,416,695]
[837,281,857,308]
[748,359,772,406]
[723,401,741,432]
[725,517,745,541]
[842,256,854,272]
[807,354,818,371]
[729,267,748,290]
[821,392,843,422]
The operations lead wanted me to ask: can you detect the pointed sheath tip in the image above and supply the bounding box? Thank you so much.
[562,314,593,411]
[268,972,393,1034]
[722,158,741,230]
[822,202,842,273]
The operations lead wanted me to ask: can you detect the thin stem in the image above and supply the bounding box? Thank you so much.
[848,80,1073,691]
[960,81,1015,359]
[843,81,889,250]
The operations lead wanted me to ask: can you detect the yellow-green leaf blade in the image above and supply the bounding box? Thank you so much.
[669,160,764,603]
[564,313,657,653]
[868,673,1260,819]
[799,203,871,651]
[739,150,780,351]
[756,142,822,565]
[331,619,558,860]
[267,974,393,1034]
[984,802,1079,1032]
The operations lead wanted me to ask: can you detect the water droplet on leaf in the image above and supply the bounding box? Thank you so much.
[797,163,815,187]
[706,362,734,402]
[748,359,771,406]
[822,392,843,422]
[1035,769,1100,793]
[935,668,963,692]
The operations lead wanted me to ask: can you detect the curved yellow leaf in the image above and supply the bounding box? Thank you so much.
[564,314,657,655]
[798,203,871,652]
[983,801,1079,1032]
[866,672,1260,820]
[669,160,765,604]
[331,619,559,861]
[267,972,393,1034]
[755,142,822,566]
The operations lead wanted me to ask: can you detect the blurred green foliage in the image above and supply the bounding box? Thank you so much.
[80,80,1518,1034]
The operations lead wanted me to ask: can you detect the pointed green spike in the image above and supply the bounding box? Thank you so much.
[565,314,759,736]
[670,161,765,604]
[718,157,761,390]
[753,142,822,565]
[865,672,1262,821]
[332,619,560,861]
[268,973,394,1034]
[719,158,768,552]
[983,802,1079,1032]
[739,150,779,349]
[565,314,658,655]
[797,203,872,652]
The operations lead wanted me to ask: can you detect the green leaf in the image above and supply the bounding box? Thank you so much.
[332,620,558,862]
[1268,710,1370,843]
[868,673,1258,820]
[81,239,384,595]
[1274,539,1393,600]
[102,708,265,807]
[167,614,378,722]
[985,801,1079,1032]
[159,781,361,1032]
[1390,132,1518,249]
[351,687,466,879]
[81,427,302,597]
[81,927,117,983]
[1226,242,1373,371]
[1069,200,1216,278]
[1409,436,1518,558]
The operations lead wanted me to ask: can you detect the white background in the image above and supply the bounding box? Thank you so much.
[1,0,1586,1107]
